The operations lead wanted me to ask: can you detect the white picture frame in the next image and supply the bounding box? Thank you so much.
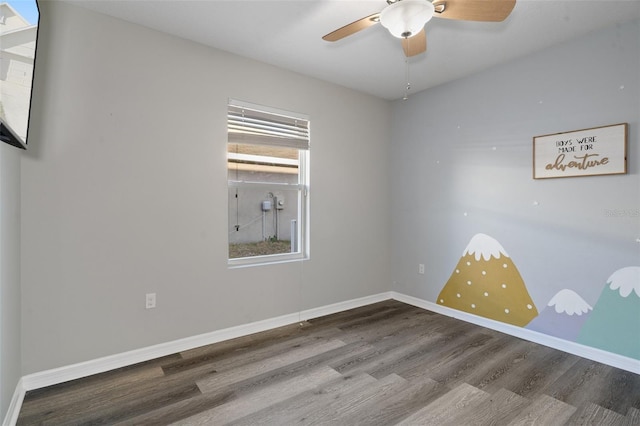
[533,123,627,179]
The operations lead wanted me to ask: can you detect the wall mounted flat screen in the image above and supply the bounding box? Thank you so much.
[0,0,39,149]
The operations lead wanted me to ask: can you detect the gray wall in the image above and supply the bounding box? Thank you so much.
[0,142,21,420]
[21,1,391,374]
[390,20,639,326]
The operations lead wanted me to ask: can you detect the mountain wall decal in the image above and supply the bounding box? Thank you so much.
[437,233,538,327]
[526,289,592,341]
[577,266,640,360]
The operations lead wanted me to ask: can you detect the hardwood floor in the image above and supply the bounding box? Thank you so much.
[17,300,640,425]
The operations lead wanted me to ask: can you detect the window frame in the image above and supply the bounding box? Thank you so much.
[227,99,310,267]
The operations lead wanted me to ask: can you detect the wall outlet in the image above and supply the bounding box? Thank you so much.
[145,293,156,309]
[418,264,425,275]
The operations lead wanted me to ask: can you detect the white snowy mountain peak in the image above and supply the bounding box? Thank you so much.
[607,266,640,298]
[463,233,510,261]
[547,289,592,316]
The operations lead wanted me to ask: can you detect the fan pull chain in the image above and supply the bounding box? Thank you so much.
[403,55,411,100]
[402,35,411,100]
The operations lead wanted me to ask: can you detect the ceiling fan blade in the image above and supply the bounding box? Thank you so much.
[322,13,381,42]
[402,29,427,57]
[433,0,516,22]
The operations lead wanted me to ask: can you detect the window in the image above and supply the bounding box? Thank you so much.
[227,100,309,265]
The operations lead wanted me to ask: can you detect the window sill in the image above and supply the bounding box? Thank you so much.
[228,253,308,269]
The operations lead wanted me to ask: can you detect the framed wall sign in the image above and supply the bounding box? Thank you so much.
[533,123,627,179]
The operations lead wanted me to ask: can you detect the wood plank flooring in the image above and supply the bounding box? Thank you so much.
[16,300,640,425]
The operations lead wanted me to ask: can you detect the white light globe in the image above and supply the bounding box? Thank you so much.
[380,0,435,39]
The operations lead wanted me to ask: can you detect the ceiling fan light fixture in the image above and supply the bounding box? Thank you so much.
[380,0,435,39]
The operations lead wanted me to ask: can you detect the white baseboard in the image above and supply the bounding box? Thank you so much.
[299,292,392,321]
[19,291,392,394]
[2,378,25,426]
[390,291,640,375]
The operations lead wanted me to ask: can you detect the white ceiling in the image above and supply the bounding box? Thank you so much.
[65,0,640,100]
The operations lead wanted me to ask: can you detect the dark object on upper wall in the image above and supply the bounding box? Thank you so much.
[0,118,26,149]
[0,0,40,150]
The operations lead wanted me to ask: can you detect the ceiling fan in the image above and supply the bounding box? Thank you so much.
[322,0,516,57]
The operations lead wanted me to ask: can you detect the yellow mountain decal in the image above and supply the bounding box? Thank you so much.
[437,234,538,327]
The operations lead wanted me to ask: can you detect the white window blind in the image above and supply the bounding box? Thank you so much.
[228,100,310,150]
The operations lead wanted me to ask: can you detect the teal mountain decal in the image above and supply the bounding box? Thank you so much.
[577,266,640,360]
